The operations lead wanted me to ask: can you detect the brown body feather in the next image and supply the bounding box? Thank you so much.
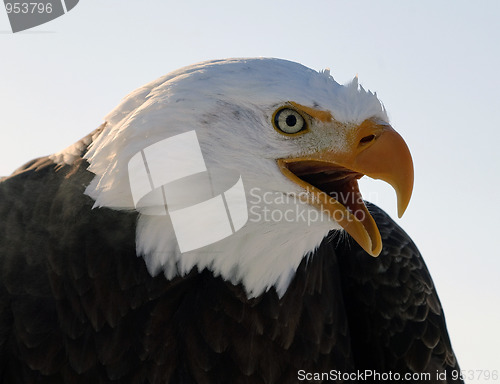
[0,152,461,383]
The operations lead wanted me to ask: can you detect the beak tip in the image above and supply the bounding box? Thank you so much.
[396,183,412,219]
[397,195,411,218]
[371,242,382,257]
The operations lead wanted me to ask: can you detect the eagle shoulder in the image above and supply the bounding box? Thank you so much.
[335,202,463,383]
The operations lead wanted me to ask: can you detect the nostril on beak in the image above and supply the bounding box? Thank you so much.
[359,134,376,145]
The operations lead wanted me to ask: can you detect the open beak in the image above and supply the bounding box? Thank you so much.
[277,119,413,257]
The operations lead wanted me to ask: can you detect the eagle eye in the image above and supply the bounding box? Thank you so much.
[273,108,307,135]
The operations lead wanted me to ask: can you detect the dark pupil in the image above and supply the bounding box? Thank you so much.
[285,114,297,127]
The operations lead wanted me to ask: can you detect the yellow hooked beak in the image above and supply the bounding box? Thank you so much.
[277,109,414,257]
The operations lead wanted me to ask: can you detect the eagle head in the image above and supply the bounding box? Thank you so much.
[79,58,413,297]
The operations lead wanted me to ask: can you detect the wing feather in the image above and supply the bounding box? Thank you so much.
[335,202,463,383]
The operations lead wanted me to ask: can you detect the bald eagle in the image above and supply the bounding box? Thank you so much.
[0,58,462,383]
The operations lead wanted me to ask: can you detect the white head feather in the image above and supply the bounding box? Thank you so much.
[57,58,388,297]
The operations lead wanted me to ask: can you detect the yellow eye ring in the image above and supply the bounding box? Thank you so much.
[272,107,308,136]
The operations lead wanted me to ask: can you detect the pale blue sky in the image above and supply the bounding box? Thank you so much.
[1,0,499,377]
